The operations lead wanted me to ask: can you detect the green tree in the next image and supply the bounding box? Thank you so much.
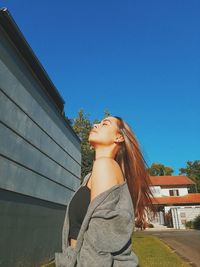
[179,160,200,193]
[72,109,94,181]
[164,166,174,175]
[148,163,174,176]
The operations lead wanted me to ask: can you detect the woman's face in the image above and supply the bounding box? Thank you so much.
[88,116,122,147]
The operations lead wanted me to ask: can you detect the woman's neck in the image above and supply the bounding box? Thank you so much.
[94,150,115,161]
[94,156,114,161]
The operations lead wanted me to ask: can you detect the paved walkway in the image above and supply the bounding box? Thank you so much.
[143,229,200,267]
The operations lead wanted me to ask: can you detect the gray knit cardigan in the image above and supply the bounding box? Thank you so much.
[55,172,139,267]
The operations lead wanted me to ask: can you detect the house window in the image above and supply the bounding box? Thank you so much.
[169,189,179,196]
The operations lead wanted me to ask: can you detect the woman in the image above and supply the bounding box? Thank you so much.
[55,115,154,267]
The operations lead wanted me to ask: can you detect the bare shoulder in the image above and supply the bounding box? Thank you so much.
[93,158,122,175]
[90,158,124,202]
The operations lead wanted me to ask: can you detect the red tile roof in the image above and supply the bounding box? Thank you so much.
[150,175,195,186]
[152,193,200,205]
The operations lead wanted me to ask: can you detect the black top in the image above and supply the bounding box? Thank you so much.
[68,181,91,240]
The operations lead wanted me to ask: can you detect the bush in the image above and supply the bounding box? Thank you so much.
[185,220,193,229]
[193,214,200,230]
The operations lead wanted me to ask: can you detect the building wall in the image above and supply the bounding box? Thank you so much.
[150,186,162,197]
[161,187,188,196]
[150,186,188,197]
[0,24,81,267]
[169,206,200,229]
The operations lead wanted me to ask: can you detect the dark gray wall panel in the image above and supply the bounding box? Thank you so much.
[0,59,80,163]
[0,156,76,205]
[0,90,80,178]
[0,111,80,192]
[0,28,82,204]
[0,91,79,184]
[0,13,81,267]
[0,188,65,267]
[0,27,81,163]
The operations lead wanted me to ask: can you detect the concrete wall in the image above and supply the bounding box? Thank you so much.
[169,206,200,229]
[0,23,81,267]
[151,205,200,229]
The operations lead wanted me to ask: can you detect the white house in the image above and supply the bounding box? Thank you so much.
[149,176,200,229]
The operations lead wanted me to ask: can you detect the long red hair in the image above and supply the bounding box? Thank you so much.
[113,116,155,226]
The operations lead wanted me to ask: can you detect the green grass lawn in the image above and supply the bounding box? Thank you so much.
[132,232,190,267]
[40,260,55,267]
[41,232,189,267]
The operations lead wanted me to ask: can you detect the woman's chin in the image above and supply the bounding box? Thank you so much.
[88,138,96,146]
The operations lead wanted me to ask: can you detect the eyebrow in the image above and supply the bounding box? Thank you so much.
[102,119,112,124]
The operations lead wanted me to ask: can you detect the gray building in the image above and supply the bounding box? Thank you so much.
[0,8,81,267]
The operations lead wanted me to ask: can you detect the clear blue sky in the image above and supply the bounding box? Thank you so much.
[2,0,200,174]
